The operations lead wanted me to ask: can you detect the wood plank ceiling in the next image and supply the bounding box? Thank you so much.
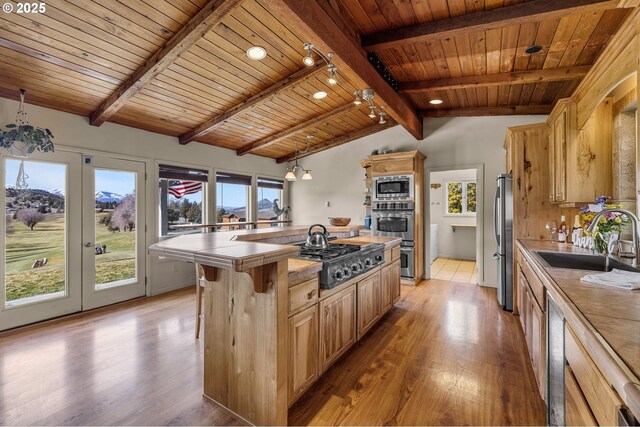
[0,0,632,161]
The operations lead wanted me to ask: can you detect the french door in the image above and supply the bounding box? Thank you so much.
[0,152,82,330]
[1,153,146,331]
[82,156,146,310]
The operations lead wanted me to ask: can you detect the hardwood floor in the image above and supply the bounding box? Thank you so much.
[431,258,478,284]
[0,280,545,426]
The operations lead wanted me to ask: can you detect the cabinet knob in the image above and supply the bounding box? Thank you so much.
[307,290,316,300]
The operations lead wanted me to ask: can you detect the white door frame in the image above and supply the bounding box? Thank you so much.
[424,163,485,284]
[0,152,83,330]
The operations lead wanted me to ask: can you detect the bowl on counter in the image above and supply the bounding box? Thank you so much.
[328,217,351,226]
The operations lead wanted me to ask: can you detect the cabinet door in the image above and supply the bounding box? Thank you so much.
[288,305,319,405]
[319,284,357,372]
[525,288,533,358]
[391,259,401,303]
[357,272,381,339]
[548,129,556,202]
[565,365,598,426]
[380,265,393,314]
[516,268,527,333]
[553,112,567,202]
[530,298,546,401]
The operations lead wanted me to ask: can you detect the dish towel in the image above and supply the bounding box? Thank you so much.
[581,269,640,290]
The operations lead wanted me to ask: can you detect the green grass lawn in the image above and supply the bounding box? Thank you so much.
[5,213,137,301]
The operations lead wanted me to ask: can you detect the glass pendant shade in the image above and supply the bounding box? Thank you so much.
[302,170,313,180]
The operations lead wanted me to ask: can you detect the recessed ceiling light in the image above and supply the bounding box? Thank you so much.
[429,99,444,105]
[246,46,267,60]
[312,91,327,100]
[524,45,543,54]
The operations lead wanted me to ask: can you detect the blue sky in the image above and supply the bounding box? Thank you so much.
[5,159,65,191]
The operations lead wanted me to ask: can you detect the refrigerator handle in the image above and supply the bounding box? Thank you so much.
[493,183,500,248]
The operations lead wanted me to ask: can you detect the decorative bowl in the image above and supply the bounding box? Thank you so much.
[328,217,351,226]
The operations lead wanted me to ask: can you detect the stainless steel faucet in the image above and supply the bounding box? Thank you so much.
[586,208,639,259]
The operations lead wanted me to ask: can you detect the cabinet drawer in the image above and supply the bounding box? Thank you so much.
[565,365,598,426]
[391,245,400,262]
[518,252,545,310]
[565,324,624,426]
[289,279,318,315]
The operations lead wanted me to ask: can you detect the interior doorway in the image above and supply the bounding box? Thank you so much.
[425,165,484,285]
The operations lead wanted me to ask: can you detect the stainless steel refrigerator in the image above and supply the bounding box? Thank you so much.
[493,174,513,311]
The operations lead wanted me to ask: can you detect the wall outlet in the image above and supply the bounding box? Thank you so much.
[171,264,178,273]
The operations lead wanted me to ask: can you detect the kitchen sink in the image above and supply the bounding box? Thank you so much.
[534,251,640,273]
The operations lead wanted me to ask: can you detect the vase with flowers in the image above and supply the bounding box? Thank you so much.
[580,196,630,254]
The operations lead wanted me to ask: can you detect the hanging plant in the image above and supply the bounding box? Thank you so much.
[0,89,55,156]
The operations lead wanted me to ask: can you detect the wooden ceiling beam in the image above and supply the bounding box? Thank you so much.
[362,0,621,51]
[421,106,553,117]
[179,63,324,145]
[276,121,395,163]
[89,0,243,127]
[268,0,423,140]
[236,102,360,155]
[399,66,591,93]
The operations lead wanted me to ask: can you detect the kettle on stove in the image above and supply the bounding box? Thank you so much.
[306,224,330,249]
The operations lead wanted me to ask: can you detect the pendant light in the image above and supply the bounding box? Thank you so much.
[284,139,313,182]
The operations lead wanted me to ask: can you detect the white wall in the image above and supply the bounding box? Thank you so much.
[0,98,288,295]
[290,115,547,287]
[430,169,476,261]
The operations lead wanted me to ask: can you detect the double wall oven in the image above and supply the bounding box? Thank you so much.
[372,197,415,279]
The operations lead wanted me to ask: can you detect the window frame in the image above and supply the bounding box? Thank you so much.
[444,180,477,217]
[257,176,285,227]
[215,169,253,226]
[157,162,210,239]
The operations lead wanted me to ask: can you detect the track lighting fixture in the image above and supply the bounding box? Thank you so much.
[302,42,339,87]
[355,88,388,124]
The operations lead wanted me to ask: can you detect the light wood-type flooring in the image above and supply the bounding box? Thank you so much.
[431,257,478,284]
[0,280,545,426]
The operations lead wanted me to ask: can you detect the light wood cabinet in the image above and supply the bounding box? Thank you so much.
[319,284,357,372]
[288,305,319,405]
[565,365,598,426]
[565,323,624,426]
[546,97,612,204]
[357,272,381,338]
[380,264,393,314]
[515,258,546,401]
[391,259,401,303]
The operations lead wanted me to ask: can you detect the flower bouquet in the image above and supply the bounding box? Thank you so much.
[580,196,630,254]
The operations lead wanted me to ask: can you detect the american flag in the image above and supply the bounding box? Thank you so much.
[168,181,202,199]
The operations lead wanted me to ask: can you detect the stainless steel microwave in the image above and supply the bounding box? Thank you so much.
[373,175,414,200]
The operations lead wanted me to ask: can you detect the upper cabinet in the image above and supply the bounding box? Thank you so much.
[370,150,426,177]
[546,98,612,205]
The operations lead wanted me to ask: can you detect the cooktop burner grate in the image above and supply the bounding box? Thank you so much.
[296,243,361,260]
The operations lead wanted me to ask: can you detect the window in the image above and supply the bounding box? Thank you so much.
[446,181,477,215]
[257,177,284,228]
[159,164,207,236]
[216,172,251,230]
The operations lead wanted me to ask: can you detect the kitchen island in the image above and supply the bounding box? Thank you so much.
[516,240,640,424]
[148,226,401,426]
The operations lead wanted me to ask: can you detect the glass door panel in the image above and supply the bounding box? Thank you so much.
[94,169,137,290]
[82,157,146,310]
[0,153,82,331]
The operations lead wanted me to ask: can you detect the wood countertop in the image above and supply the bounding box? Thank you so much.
[517,239,640,419]
[148,225,363,271]
[331,235,401,248]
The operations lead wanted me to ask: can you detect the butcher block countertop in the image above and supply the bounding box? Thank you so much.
[148,225,366,272]
[517,240,640,419]
[331,235,402,249]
